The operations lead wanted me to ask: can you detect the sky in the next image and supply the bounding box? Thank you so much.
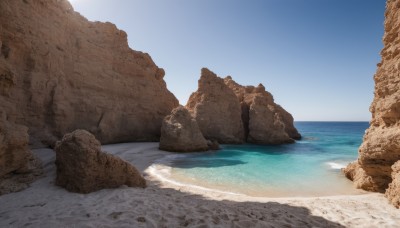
[68,0,386,121]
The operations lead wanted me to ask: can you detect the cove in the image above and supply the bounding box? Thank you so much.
[153,122,370,197]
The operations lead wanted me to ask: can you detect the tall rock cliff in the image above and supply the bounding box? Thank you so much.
[0,0,178,147]
[186,68,245,144]
[344,0,400,204]
[224,77,300,144]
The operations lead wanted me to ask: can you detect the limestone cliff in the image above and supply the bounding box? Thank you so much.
[0,0,178,147]
[186,68,245,144]
[224,77,300,144]
[344,0,400,200]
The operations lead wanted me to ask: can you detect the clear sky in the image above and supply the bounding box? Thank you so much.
[68,0,385,121]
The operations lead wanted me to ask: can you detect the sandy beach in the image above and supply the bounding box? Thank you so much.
[0,142,398,228]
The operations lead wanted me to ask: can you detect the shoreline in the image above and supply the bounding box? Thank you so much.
[146,143,366,200]
[146,163,372,201]
[0,142,399,227]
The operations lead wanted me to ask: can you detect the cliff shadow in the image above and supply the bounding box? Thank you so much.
[143,183,346,228]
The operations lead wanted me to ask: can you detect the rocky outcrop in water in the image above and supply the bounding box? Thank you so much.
[160,106,209,152]
[224,77,300,144]
[0,0,178,147]
[0,111,42,195]
[344,0,400,206]
[186,68,245,144]
[186,68,300,145]
[55,130,146,193]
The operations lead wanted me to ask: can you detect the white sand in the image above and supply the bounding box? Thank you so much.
[0,143,399,228]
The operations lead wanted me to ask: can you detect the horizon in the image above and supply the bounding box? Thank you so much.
[68,0,385,122]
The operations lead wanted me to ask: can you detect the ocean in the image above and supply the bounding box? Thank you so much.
[153,122,370,197]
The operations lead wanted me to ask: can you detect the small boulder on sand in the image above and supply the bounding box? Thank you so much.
[55,130,146,193]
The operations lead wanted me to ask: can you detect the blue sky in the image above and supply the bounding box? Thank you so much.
[69,0,385,121]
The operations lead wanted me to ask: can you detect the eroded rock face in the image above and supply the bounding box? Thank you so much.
[344,0,400,199]
[55,130,146,193]
[0,112,31,177]
[0,111,42,195]
[186,68,245,144]
[0,0,178,147]
[386,161,400,208]
[160,106,208,152]
[224,77,299,144]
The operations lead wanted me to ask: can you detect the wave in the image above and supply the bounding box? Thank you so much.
[146,156,243,196]
[326,162,347,170]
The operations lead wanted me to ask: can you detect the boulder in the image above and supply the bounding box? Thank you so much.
[186,68,245,144]
[55,130,146,193]
[160,106,209,152]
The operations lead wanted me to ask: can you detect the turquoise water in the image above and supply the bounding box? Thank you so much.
[159,122,369,197]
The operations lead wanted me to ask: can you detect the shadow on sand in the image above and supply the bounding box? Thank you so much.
[139,182,346,228]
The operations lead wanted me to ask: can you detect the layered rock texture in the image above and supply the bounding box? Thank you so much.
[186,68,300,145]
[186,68,245,144]
[224,77,300,144]
[386,161,400,208]
[0,111,42,195]
[55,130,146,193]
[344,0,400,207]
[160,106,209,152]
[0,113,31,178]
[0,0,178,147]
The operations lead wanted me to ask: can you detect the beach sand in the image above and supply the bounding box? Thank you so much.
[0,143,399,228]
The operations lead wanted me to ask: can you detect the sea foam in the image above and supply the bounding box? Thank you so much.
[326,162,346,170]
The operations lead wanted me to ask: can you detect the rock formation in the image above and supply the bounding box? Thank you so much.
[186,68,245,144]
[224,77,300,144]
[207,140,220,150]
[0,112,31,177]
[186,68,300,145]
[55,129,146,193]
[344,0,400,207]
[385,161,400,208]
[0,111,42,195]
[159,106,209,152]
[0,0,178,147]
